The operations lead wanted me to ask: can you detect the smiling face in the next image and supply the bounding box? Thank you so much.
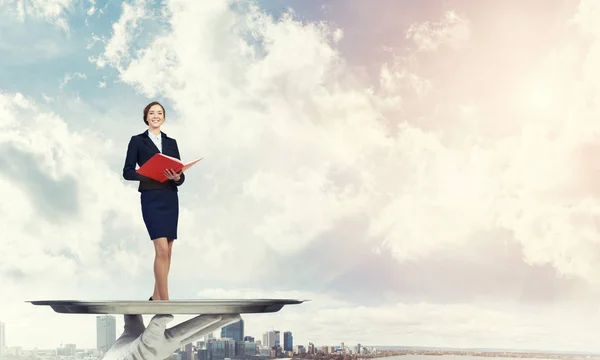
[146,104,165,131]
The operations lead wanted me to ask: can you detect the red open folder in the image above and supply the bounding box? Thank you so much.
[136,153,203,182]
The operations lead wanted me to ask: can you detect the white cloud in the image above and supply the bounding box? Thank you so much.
[0,92,140,264]
[1,0,74,31]
[90,0,150,70]
[192,288,600,351]
[405,11,471,52]
[85,0,600,287]
[379,54,432,101]
[59,72,87,89]
[87,0,96,16]
[6,0,600,353]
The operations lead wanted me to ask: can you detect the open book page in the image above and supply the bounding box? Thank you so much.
[158,154,202,171]
[158,153,184,164]
[136,153,202,182]
[181,158,203,172]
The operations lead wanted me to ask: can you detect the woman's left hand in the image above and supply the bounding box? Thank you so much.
[165,169,181,182]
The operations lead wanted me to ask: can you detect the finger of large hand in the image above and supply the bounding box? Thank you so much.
[123,315,145,337]
[165,314,222,342]
[142,314,174,346]
[179,314,242,346]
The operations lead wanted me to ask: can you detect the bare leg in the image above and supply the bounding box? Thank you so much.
[152,237,170,300]
[167,239,174,274]
[152,240,174,300]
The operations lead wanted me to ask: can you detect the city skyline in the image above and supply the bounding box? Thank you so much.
[0,317,367,354]
[4,0,600,353]
[9,313,600,359]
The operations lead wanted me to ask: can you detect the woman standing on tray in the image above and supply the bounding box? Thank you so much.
[122,101,185,301]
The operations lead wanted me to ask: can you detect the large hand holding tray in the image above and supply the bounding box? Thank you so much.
[27,299,305,315]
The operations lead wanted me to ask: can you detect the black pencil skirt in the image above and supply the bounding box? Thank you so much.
[140,189,179,241]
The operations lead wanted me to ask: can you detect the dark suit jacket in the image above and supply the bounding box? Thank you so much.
[123,130,186,192]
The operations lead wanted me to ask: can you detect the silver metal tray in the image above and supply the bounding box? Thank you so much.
[27,299,305,315]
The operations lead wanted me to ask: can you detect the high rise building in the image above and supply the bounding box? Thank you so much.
[0,322,5,360]
[212,338,235,359]
[197,348,208,360]
[243,341,258,357]
[283,331,293,351]
[199,339,214,360]
[96,315,116,353]
[183,342,193,360]
[262,330,280,348]
[220,319,243,341]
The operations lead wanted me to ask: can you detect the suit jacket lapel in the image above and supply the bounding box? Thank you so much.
[141,130,161,154]
[160,132,174,157]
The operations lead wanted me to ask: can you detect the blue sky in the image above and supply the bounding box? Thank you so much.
[3,0,600,354]
[0,0,426,108]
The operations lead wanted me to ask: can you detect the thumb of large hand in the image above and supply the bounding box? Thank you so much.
[142,314,174,346]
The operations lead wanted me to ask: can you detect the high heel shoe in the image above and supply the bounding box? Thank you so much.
[149,296,153,301]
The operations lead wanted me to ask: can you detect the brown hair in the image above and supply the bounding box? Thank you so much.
[143,101,166,125]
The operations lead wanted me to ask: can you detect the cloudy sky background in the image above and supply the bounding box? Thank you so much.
[4,0,600,353]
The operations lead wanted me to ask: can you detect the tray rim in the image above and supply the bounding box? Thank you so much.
[26,299,307,315]
[27,299,307,304]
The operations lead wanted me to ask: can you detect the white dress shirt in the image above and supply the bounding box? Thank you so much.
[148,130,162,153]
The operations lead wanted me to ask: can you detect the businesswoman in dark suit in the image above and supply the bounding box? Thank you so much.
[122,101,185,301]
